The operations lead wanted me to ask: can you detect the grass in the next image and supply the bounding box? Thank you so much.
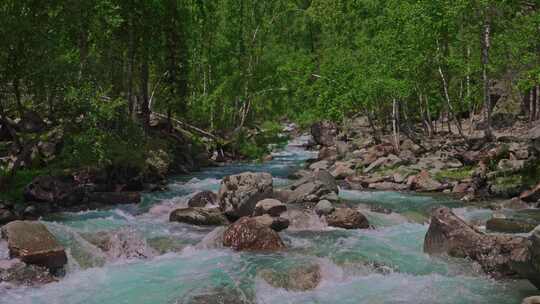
[434,166,475,182]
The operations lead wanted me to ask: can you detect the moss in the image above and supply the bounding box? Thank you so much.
[434,166,475,182]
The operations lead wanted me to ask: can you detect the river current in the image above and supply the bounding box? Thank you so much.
[0,136,536,303]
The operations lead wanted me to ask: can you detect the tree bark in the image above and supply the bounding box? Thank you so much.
[481,12,494,140]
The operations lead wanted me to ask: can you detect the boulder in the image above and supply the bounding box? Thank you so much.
[528,125,540,153]
[497,159,525,173]
[521,183,540,203]
[285,170,338,204]
[325,208,370,229]
[1,221,67,271]
[253,199,287,217]
[23,175,84,206]
[311,121,338,147]
[170,207,228,226]
[80,228,156,260]
[218,172,273,220]
[318,146,338,161]
[309,160,330,171]
[259,264,321,291]
[331,161,355,179]
[315,200,335,216]
[222,217,286,251]
[523,296,540,304]
[486,218,536,234]
[188,191,218,208]
[86,192,141,205]
[410,170,443,192]
[424,207,530,278]
[251,214,290,232]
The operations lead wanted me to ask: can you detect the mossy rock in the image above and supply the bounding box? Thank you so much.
[489,175,524,198]
[434,166,475,182]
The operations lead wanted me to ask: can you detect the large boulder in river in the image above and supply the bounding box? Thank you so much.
[424,207,530,278]
[325,208,370,229]
[222,217,286,251]
[188,191,218,208]
[1,221,67,271]
[218,172,273,220]
[170,207,228,226]
[310,121,338,147]
[0,259,57,286]
[284,169,338,204]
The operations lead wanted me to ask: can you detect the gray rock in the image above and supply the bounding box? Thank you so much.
[309,160,330,171]
[326,208,370,229]
[188,191,218,208]
[218,172,273,220]
[523,296,540,304]
[311,121,338,147]
[286,170,338,204]
[315,200,335,216]
[253,199,287,217]
[222,217,286,251]
[259,263,321,291]
[486,217,536,233]
[170,207,228,226]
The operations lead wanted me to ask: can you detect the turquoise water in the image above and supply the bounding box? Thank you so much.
[1,136,536,303]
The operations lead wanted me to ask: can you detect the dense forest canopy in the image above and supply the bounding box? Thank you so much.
[0,0,538,185]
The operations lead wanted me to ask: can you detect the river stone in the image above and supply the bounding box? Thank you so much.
[315,200,334,216]
[0,258,57,286]
[259,263,321,291]
[170,207,228,226]
[188,191,218,208]
[80,228,156,260]
[309,160,330,171]
[253,199,287,217]
[326,208,370,229]
[411,170,443,192]
[424,207,530,278]
[486,218,536,234]
[23,175,84,206]
[218,172,273,220]
[286,169,338,204]
[331,161,355,179]
[222,217,286,251]
[1,221,67,271]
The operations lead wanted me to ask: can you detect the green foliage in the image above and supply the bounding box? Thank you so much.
[0,169,45,203]
[233,121,288,160]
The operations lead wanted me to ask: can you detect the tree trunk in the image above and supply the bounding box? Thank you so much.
[481,13,494,140]
[140,56,150,131]
[392,98,400,153]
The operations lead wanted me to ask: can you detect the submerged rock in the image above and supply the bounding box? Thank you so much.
[1,221,67,271]
[424,207,530,278]
[188,191,218,208]
[170,207,228,226]
[0,258,57,286]
[325,208,370,230]
[218,172,273,220]
[253,199,287,217]
[80,228,156,260]
[315,200,335,216]
[486,218,536,234]
[259,263,321,291]
[222,217,286,251]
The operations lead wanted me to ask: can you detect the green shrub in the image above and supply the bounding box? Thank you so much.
[0,169,45,203]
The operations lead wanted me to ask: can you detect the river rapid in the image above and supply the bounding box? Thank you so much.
[0,136,537,304]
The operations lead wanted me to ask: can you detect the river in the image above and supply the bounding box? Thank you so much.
[0,136,536,303]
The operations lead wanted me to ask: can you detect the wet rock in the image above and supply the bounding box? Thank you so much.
[286,170,338,204]
[0,208,16,225]
[424,207,530,278]
[326,208,370,229]
[311,121,338,147]
[486,218,536,234]
[87,191,141,205]
[259,263,321,291]
[80,228,156,260]
[188,191,218,208]
[453,182,473,194]
[0,258,57,286]
[1,221,67,271]
[222,217,286,251]
[218,172,273,220]
[170,207,228,226]
[315,200,335,216]
[253,199,286,217]
[186,287,248,304]
[521,183,540,203]
[147,237,186,254]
